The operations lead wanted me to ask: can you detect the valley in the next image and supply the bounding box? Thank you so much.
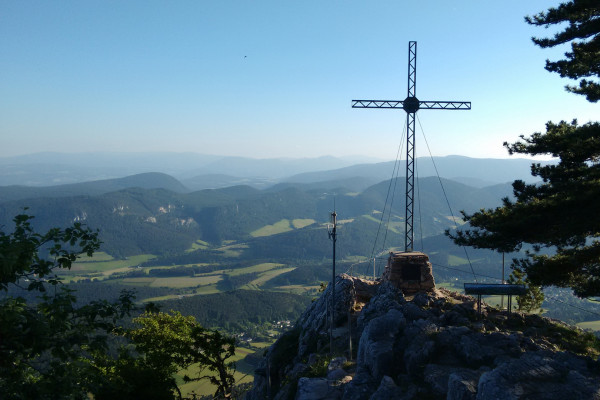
[1,154,597,398]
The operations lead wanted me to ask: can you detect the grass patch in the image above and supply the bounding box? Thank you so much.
[577,320,600,331]
[69,254,155,274]
[119,277,156,287]
[241,267,296,288]
[250,341,273,349]
[545,321,600,357]
[76,251,115,262]
[186,239,210,253]
[272,285,320,295]
[149,275,222,288]
[362,214,380,224]
[250,219,293,237]
[437,281,463,291]
[228,263,284,277]
[204,263,284,278]
[291,219,315,229]
[447,255,469,266]
[215,244,248,258]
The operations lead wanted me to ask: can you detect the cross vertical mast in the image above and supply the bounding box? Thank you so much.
[352,41,471,252]
[405,41,417,251]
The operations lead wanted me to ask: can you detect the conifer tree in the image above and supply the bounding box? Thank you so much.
[448,0,600,298]
[507,268,545,312]
[525,0,600,102]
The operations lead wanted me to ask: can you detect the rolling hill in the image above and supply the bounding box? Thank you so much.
[0,173,512,259]
[0,172,189,202]
[284,155,552,187]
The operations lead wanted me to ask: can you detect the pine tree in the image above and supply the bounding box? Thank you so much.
[507,267,545,312]
[448,0,600,298]
[525,0,600,102]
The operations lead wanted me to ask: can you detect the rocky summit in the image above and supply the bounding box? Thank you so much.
[246,274,600,400]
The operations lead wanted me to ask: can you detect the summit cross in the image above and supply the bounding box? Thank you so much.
[352,41,471,252]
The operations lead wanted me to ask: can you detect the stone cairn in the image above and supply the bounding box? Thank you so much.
[382,251,435,295]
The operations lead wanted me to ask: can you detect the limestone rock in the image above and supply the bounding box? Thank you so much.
[297,274,377,359]
[477,351,600,400]
[368,376,406,400]
[357,308,405,381]
[245,274,600,400]
[296,377,341,400]
[447,371,478,400]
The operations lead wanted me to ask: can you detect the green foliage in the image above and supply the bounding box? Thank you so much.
[97,311,236,400]
[303,354,329,378]
[0,287,135,399]
[0,212,101,291]
[449,121,600,297]
[526,0,600,102]
[543,320,600,357]
[448,2,600,297]
[217,272,259,291]
[0,214,237,399]
[157,290,311,332]
[507,267,544,312]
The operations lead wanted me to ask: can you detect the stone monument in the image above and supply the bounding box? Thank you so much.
[382,251,435,295]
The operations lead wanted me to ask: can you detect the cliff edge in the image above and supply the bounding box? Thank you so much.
[246,274,600,400]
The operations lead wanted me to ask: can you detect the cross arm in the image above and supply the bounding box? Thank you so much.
[351,100,404,109]
[419,101,471,110]
[351,100,471,110]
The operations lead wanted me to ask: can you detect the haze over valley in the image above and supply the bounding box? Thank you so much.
[2,151,596,342]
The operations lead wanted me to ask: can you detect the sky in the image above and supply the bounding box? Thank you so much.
[1,1,597,161]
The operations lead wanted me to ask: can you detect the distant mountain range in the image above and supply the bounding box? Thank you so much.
[0,173,188,203]
[0,169,513,258]
[0,152,552,189]
[0,152,543,261]
[0,152,376,187]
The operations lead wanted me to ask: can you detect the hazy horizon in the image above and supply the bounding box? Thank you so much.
[2,2,595,161]
[0,150,553,162]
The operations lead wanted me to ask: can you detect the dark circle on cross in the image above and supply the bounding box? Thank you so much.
[403,96,420,113]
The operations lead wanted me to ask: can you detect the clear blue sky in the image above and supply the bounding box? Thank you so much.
[1,1,597,160]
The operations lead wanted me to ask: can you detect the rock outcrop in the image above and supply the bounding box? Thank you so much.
[246,274,600,400]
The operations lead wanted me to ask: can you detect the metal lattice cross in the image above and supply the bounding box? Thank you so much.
[352,41,471,252]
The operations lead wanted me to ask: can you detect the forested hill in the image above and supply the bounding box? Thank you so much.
[0,175,512,259]
[0,172,189,202]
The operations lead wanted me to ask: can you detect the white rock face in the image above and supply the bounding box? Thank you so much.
[245,275,600,400]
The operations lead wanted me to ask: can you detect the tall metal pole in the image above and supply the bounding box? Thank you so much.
[328,211,337,354]
[352,41,471,253]
[501,252,505,309]
[404,41,418,251]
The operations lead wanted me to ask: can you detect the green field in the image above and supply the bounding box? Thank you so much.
[76,251,115,262]
[69,254,156,274]
[229,263,284,276]
[272,284,321,295]
[576,320,600,331]
[150,275,223,288]
[437,281,463,291]
[250,219,293,237]
[241,267,296,289]
[215,244,248,257]
[291,218,315,229]
[186,239,210,252]
[447,255,469,266]
[362,214,380,224]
